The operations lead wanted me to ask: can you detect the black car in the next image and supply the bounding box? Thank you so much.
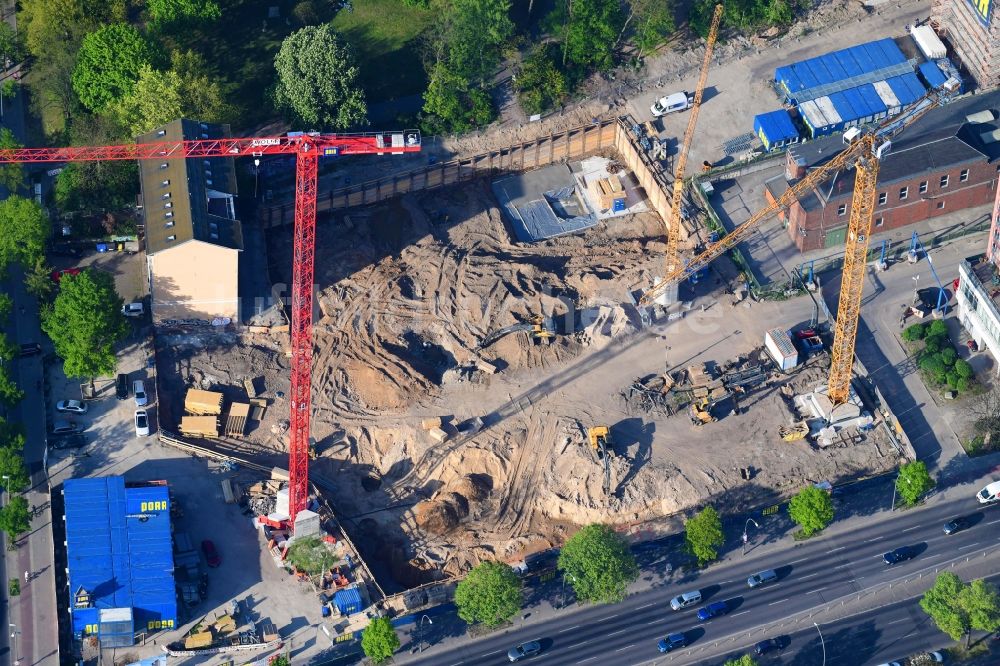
[754,637,789,655]
[116,373,129,400]
[943,516,970,535]
[883,546,917,565]
[19,343,42,357]
[49,433,88,450]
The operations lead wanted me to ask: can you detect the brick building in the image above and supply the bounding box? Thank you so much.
[765,90,1000,252]
[931,0,998,90]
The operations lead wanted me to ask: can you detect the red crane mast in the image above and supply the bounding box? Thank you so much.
[0,129,422,524]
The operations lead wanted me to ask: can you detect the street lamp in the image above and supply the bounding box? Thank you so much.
[9,623,19,666]
[814,622,826,666]
[742,518,760,556]
[417,615,432,652]
[912,274,920,304]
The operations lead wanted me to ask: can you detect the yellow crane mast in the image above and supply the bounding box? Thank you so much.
[665,3,724,274]
[641,78,959,405]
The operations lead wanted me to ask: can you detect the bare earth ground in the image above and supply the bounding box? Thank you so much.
[157,180,901,589]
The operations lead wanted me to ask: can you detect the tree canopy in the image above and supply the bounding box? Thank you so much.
[272,25,367,130]
[723,656,759,666]
[443,0,514,83]
[422,61,494,134]
[921,573,1000,644]
[41,269,128,387]
[454,560,522,626]
[896,461,935,506]
[0,196,50,272]
[0,128,24,193]
[685,506,725,565]
[72,23,157,112]
[360,617,400,664]
[557,0,624,72]
[147,0,221,26]
[788,485,834,537]
[0,495,31,541]
[558,523,638,604]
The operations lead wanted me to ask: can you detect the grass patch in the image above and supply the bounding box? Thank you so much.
[963,435,998,457]
[792,529,823,541]
[331,0,436,102]
[286,536,337,575]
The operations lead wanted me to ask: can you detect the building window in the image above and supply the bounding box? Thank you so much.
[937,201,945,209]
[206,179,213,186]
[940,174,949,188]
[165,212,173,218]
[159,163,168,170]
[162,192,171,200]
[210,232,219,240]
[919,181,928,194]
[161,179,170,186]
[167,235,176,241]
[875,217,884,227]
[878,192,887,205]
[157,130,166,137]
[164,202,172,208]
[166,221,174,228]
[960,169,969,182]
[899,186,908,201]
[837,204,846,216]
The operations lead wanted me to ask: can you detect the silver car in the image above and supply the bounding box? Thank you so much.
[133,380,148,407]
[56,399,88,414]
[507,640,541,662]
[670,590,702,610]
[134,409,150,436]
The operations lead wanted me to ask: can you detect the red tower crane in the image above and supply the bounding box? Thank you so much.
[0,129,422,524]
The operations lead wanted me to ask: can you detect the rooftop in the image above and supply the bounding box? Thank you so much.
[967,254,1000,314]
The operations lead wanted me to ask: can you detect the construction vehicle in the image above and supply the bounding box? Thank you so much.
[477,315,555,350]
[640,76,960,407]
[586,426,614,496]
[0,129,422,526]
[779,421,809,442]
[689,392,730,425]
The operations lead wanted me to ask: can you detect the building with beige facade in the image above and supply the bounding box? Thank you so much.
[137,119,242,324]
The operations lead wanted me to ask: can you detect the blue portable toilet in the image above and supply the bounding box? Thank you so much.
[334,586,364,615]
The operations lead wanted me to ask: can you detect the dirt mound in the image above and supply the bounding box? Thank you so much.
[451,474,492,503]
[413,499,461,535]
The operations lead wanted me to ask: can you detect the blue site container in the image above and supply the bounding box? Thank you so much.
[918,61,948,89]
[754,110,799,150]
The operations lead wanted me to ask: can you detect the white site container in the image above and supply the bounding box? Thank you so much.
[909,25,946,60]
[765,328,799,371]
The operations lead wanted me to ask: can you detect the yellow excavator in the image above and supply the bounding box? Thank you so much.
[587,426,614,496]
[689,391,731,425]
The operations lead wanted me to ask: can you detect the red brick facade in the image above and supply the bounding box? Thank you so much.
[786,158,1000,252]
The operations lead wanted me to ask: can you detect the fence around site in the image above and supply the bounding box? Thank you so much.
[258,116,679,233]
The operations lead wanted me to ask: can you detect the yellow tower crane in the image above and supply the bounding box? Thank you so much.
[641,77,959,406]
[666,3,724,274]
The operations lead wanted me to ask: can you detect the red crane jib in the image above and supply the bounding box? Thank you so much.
[6,128,421,526]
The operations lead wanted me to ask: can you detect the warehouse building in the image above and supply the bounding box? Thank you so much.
[763,89,1000,252]
[138,119,243,325]
[931,0,998,90]
[64,477,177,646]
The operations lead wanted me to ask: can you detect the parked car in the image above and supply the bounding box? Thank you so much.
[50,267,82,283]
[657,632,687,653]
[49,433,87,450]
[697,601,729,621]
[650,91,694,117]
[943,516,970,535]
[883,546,917,565]
[116,373,129,400]
[52,420,81,435]
[56,399,88,414]
[670,590,702,610]
[754,637,788,656]
[748,569,778,588]
[133,380,148,407]
[19,343,42,357]
[201,539,222,567]
[134,409,149,436]
[928,652,944,663]
[122,302,144,317]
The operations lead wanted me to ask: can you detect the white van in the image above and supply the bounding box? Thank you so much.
[651,91,694,117]
[977,480,1000,503]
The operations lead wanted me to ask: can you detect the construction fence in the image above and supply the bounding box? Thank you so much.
[258,116,681,235]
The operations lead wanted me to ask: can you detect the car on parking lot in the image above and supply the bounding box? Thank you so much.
[657,632,687,653]
[116,373,129,400]
[50,433,88,450]
[52,420,81,435]
[56,399,88,414]
[754,637,788,656]
[201,539,222,567]
[748,569,778,588]
[883,546,917,565]
[19,343,42,357]
[50,267,82,283]
[133,380,148,406]
[507,640,541,662]
[122,302,144,317]
[943,516,969,535]
[670,590,702,610]
[697,601,729,621]
[134,409,149,436]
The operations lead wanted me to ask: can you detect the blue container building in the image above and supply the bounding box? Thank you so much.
[65,477,177,647]
[754,110,800,151]
[775,38,910,105]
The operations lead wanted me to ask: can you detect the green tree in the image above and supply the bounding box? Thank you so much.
[0,293,11,321]
[919,354,947,384]
[360,616,400,664]
[630,0,676,56]
[0,333,16,364]
[24,257,55,301]
[921,574,1000,647]
[788,485,834,537]
[558,524,638,604]
[41,269,128,393]
[147,0,221,26]
[0,434,29,494]
[444,0,514,83]
[286,536,336,575]
[0,371,22,407]
[0,495,31,541]
[272,25,367,129]
[723,656,758,666]
[0,23,25,65]
[960,579,1000,643]
[54,161,138,214]
[515,44,568,115]
[72,24,157,112]
[0,196,51,272]
[954,359,973,379]
[422,60,494,133]
[928,319,948,337]
[685,506,725,566]
[902,323,926,342]
[555,0,624,71]
[896,460,935,506]
[0,128,24,192]
[454,560,522,626]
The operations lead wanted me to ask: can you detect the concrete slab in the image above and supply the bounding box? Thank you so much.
[492,164,597,242]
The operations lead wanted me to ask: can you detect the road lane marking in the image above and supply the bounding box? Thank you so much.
[863,536,884,543]
[828,546,846,553]
[788,557,808,564]
[608,628,629,637]
[958,543,981,550]
[886,618,908,625]
[986,518,1000,525]
[558,625,581,633]
[646,618,661,625]
[807,587,827,594]
[923,553,945,560]
[615,644,636,652]
[900,525,921,532]
[769,598,789,606]
[636,602,656,609]
[798,572,820,579]
[577,656,600,663]
[732,610,750,617]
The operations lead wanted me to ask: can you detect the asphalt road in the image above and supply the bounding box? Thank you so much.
[401,491,1000,666]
